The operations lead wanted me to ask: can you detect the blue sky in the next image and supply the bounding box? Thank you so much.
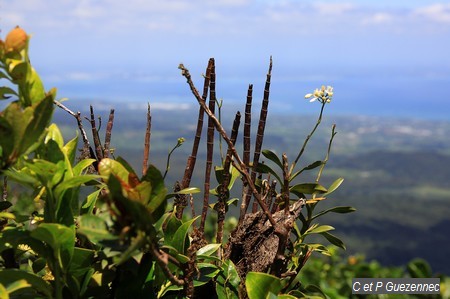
[2,0,450,118]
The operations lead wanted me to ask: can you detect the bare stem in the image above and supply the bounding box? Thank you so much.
[90,105,104,161]
[142,103,152,176]
[316,124,337,182]
[179,62,277,227]
[103,109,115,158]
[289,101,326,177]
[240,84,253,222]
[200,59,216,231]
[250,56,272,213]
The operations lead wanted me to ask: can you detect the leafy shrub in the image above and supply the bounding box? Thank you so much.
[2,26,440,299]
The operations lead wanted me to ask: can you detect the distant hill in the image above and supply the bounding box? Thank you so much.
[52,100,450,274]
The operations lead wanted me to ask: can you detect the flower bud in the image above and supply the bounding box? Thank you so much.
[5,26,28,52]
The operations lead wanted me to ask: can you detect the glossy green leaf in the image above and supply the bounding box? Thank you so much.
[216,259,240,299]
[170,216,199,255]
[62,133,79,165]
[262,149,283,169]
[2,102,31,156]
[407,258,432,278]
[307,225,335,234]
[311,206,356,221]
[4,279,31,295]
[81,188,102,214]
[290,161,323,182]
[246,272,283,299]
[215,166,225,184]
[73,158,96,176]
[323,177,344,196]
[0,201,12,211]
[21,94,54,154]
[45,123,64,148]
[116,231,146,265]
[0,270,52,298]
[54,174,100,198]
[142,164,167,220]
[0,86,17,99]
[0,116,14,167]
[320,232,346,250]
[70,247,95,272]
[30,223,75,271]
[196,243,221,256]
[254,163,282,183]
[290,183,327,196]
[77,215,118,244]
[165,187,201,199]
[98,158,130,185]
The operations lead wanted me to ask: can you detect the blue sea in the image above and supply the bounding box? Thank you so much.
[4,73,450,121]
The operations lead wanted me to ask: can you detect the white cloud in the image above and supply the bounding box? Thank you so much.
[362,12,393,25]
[313,2,355,15]
[413,4,450,23]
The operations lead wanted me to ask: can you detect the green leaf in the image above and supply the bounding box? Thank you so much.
[77,215,118,244]
[0,269,52,298]
[54,174,100,198]
[216,259,240,299]
[307,225,335,234]
[142,164,167,220]
[262,149,283,169]
[320,232,346,250]
[4,279,31,295]
[170,216,199,255]
[246,272,283,299]
[45,123,64,148]
[254,163,282,183]
[407,258,432,278]
[323,177,344,196]
[165,187,201,199]
[310,206,356,221]
[196,244,221,256]
[30,223,75,271]
[0,201,12,211]
[20,94,54,155]
[290,183,327,196]
[81,188,102,214]
[290,161,323,182]
[73,159,96,176]
[0,86,18,99]
[98,158,130,185]
[70,247,95,272]
[62,133,79,165]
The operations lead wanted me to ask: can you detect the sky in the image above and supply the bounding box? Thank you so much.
[1,0,450,119]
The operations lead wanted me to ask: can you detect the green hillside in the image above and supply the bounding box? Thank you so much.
[51,101,450,274]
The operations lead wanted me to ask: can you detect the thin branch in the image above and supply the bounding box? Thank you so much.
[240,84,253,222]
[282,153,289,214]
[251,56,272,213]
[181,59,212,188]
[90,105,104,161]
[103,109,115,159]
[216,111,241,248]
[150,243,184,286]
[200,59,216,231]
[53,100,90,150]
[142,103,152,176]
[53,100,97,169]
[179,62,277,227]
